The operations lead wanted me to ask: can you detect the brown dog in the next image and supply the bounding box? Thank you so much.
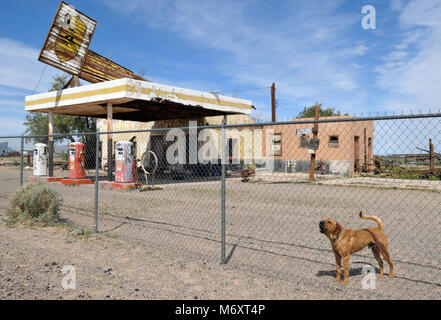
[319,212,394,285]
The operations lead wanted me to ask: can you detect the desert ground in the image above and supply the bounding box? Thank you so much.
[0,164,440,299]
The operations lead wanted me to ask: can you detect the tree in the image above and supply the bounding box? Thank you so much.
[296,103,345,118]
[24,74,97,167]
[24,74,96,143]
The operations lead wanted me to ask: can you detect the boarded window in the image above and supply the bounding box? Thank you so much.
[299,135,309,148]
[272,134,282,156]
[329,136,339,148]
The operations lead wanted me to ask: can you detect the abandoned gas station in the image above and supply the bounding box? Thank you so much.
[25,77,255,180]
[24,1,375,185]
[24,1,256,186]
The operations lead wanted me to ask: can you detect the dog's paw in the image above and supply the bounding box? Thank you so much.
[377,273,384,279]
[341,280,348,286]
[334,277,340,282]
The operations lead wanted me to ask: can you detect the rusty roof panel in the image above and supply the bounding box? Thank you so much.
[79,50,145,83]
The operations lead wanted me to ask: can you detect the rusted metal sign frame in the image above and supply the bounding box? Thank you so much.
[38,1,144,83]
[38,1,97,77]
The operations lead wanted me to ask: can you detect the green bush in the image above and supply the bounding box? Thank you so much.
[6,182,62,226]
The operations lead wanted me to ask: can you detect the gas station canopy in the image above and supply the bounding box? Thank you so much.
[25,78,253,121]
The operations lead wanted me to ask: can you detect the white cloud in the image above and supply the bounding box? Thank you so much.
[0,87,28,96]
[101,0,441,115]
[0,116,25,135]
[0,37,63,134]
[0,99,26,115]
[102,0,365,114]
[395,29,427,50]
[384,51,408,61]
[0,37,59,93]
[0,99,23,106]
[376,0,441,111]
[391,0,406,11]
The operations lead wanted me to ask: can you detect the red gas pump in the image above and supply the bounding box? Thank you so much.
[61,142,93,185]
[69,142,86,179]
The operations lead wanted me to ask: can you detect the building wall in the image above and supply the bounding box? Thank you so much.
[205,114,259,164]
[97,115,373,176]
[97,114,258,168]
[262,116,374,175]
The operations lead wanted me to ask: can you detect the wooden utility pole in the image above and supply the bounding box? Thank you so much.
[271,83,276,122]
[309,104,320,181]
[429,138,434,173]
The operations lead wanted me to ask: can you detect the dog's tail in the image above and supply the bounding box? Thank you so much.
[359,211,383,231]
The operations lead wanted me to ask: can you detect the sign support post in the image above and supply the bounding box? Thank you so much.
[309,104,320,181]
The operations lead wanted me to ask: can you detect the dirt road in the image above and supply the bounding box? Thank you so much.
[0,166,439,299]
[0,217,360,300]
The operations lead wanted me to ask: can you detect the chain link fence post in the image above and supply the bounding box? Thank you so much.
[221,118,226,264]
[94,130,100,233]
[20,134,24,186]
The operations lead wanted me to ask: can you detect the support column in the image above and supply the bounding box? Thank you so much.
[20,135,24,186]
[107,103,113,181]
[94,131,100,233]
[221,115,227,264]
[48,110,54,177]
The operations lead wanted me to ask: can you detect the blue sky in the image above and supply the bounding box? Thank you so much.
[1,0,441,142]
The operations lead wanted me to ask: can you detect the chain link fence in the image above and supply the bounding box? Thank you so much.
[1,112,440,298]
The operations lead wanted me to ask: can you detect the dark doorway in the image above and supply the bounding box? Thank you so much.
[354,136,360,172]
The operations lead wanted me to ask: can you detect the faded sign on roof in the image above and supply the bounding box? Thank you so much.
[39,1,145,84]
[39,2,97,76]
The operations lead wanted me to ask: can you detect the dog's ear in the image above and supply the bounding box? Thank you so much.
[334,223,342,237]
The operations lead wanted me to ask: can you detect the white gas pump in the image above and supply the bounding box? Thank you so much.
[115,141,136,183]
[33,143,47,176]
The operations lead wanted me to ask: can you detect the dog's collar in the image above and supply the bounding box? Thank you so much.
[330,233,340,243]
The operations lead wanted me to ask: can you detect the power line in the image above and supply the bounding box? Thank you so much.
[31,64,47,94]
[211,86,271,96]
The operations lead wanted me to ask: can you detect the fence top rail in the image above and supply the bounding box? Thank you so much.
[1,112,441,140]
[227,112,441,129]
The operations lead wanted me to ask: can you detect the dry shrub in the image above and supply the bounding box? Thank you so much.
[6,182,62,226]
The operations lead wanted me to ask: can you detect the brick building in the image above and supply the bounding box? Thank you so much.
[262,116,374,175]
